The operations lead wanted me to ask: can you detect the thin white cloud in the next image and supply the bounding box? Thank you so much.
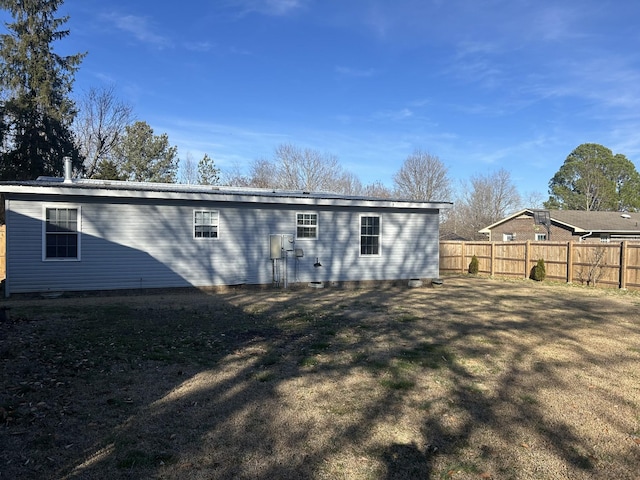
[444,41,508,89]
[520,53,640,115]
[182,41,252,55]
[335,66,377,78]
[527,5,593,42]
[152,117,292,169]
[372,108,414,122]
[609,123,640,160]
[408,98,430,108]
[455,41,502,58]
[102,12,171,49]
[445,57,505,89]
[362,4,392,39]
[183,41,215,53]
[230,0,307,17]
[265,0,305,15]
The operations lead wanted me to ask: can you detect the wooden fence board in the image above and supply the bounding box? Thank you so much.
[624,244,640,289]
[494,243,526,278]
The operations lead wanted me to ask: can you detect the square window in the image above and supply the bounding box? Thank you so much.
[194,210,219,238]
[296,213,317,239]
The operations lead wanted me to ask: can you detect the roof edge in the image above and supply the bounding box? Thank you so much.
[0,178,453,210]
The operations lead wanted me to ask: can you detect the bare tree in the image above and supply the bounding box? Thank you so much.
[362,180,393,198]
[485,168,520,219]
[335,171,364,195]
[447,168,521,240]
[179,152,198,184]
[520,190,546,209]
[73,86,134,178]
[225,144,353,193]
[576,246,608,287]
[393,149,452,201]
[220,161,250,187]
[274,144,342,191]
[249,158,277,188]
[221,144,394,198]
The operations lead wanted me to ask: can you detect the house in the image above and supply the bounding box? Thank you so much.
[479,209,640,243]
[0,171,451,296]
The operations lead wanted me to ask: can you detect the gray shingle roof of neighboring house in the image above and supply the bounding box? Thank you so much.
[479,209,640,235]
[548,210,640,233]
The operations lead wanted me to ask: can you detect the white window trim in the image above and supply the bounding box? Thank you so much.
[42,204,82,262]
[193,209,220,240]
[359,214,381,257]
[535,233,547,241]
[295,212,318,240]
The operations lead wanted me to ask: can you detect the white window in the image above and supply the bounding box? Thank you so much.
[360,215,380,255]
[502,233,515,242]
[296,213,317,239]
[194,210,219,238]
[535,233,547,241]
[600,234,610,243]
[43,206,81,261]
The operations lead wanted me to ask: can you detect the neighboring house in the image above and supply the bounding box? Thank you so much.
[439,232,470,241]
[479,209,640,243]
[0,173,451,296]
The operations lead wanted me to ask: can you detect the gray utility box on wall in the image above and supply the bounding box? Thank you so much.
[270,234,294,259]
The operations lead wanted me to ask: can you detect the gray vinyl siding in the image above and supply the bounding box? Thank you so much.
[5,196,440,294]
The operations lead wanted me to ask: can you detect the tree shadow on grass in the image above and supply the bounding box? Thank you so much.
[2,277,640,479]
[381,443,433,479]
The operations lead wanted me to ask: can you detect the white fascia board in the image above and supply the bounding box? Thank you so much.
[590,229,640,235]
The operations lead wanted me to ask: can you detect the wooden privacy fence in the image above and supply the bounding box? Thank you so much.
[440,240,640,290]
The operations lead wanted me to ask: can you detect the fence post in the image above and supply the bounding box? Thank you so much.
[567,241,573,284]
[461,242,466,274]
[490,242,495,276]
[620,241,628,290]
[524,240,530,279]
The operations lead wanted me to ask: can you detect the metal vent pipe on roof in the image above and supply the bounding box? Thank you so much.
[63,157,72,183]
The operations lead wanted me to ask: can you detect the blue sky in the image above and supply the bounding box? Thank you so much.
[5,0,640,200]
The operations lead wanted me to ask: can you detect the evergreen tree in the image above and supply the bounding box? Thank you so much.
[0,0,85,180]
[197,153,220,185]
[92,159,125,181]
[112,121,178,183]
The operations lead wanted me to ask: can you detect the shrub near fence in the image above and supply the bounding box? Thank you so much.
[439,240,640,291]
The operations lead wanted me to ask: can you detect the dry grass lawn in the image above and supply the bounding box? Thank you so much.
[1,276,639,479]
